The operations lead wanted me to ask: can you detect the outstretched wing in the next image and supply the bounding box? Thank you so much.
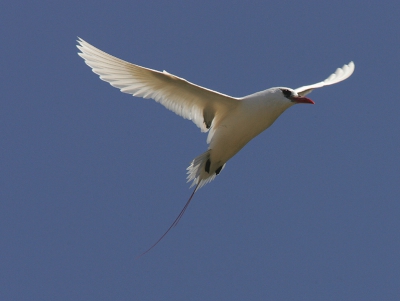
[77,38,239,132]
[295,62,355,96]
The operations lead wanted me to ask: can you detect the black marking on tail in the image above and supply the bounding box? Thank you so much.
[215,166,223,175]
[205,159,211,173]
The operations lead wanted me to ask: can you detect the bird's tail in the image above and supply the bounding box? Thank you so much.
[187,150,224,189]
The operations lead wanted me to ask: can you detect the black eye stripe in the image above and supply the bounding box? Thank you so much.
[281,89,292,98]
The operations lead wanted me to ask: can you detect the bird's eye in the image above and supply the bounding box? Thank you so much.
[281,89,292,99]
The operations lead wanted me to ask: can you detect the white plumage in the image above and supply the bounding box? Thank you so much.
[77,38,354,255]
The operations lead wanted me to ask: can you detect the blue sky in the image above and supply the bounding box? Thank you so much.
[1,1,399,300]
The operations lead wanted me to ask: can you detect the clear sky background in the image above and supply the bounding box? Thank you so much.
[1,1,399,300]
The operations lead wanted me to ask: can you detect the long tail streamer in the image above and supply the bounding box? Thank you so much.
[136,183,200,258]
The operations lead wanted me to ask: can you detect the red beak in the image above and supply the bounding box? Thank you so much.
[291,96,315,104]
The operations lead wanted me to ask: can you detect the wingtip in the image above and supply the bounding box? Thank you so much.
[76,37,89,49]
[343,61,356,76]
[76,37,85,51]
[349,61,355,71]
[345,61,355,78]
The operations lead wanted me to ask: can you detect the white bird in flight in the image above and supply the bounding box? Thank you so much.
[77,38,355,256]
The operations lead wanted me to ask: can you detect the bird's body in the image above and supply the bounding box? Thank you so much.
[205,90,292,174]
[77,38,355,255]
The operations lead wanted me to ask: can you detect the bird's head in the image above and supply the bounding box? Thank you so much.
[278,88,315,105]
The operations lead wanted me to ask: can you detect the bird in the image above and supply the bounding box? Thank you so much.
[77,38,355,256]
